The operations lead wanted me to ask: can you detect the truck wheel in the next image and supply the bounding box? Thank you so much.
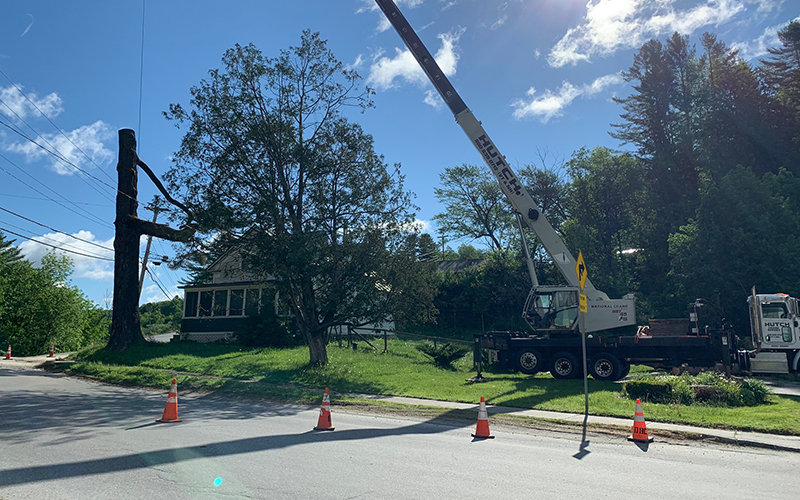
[550,351,579,379]
[516,349,544,374]
[619,362,631,379]
[589,353,622,381]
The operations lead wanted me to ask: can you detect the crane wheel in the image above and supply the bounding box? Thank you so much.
[516,348,544,374]
[589,352,623,381]
[550,351,579,379]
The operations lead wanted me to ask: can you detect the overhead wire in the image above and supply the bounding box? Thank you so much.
[0,151,113,229]
[0,66,118,185]
[0,226,114,261]
[0,205,114,253]
[0,219,112,260]
[0,103,117,202]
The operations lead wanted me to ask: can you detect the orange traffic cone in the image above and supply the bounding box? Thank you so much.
[471,396,494,439]
[4,345,10,360]
[156,379,182,423]
[628,398,653,443]
[48,343,54,357]
[313,387,335,431]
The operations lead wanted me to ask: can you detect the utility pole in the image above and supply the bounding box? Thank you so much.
[138,197,166,298]
[109,129,193,352]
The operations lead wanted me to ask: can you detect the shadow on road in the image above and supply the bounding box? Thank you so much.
[0,368,305,446]
[0,408,474,487]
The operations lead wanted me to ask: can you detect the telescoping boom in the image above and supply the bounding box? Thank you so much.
[375,0,636,335]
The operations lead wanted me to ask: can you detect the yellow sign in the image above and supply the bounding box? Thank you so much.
[575,251,587,291]
[579,293,588,313]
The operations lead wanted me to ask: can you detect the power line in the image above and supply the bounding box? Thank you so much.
[0,226,114,261]
[146,266,173,301]
[138,0,146,143]
[0,219,112,260]
[0,151,113,229]
[0,192,112,207]
[0,205,114,253]
[0,110,116,202]
[0,67,118,185]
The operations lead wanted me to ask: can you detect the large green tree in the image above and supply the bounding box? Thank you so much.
[165,32,418,365]
[0,251,104,356]
[433,164,514,253]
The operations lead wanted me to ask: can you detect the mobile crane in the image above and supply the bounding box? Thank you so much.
[376,0,735,380]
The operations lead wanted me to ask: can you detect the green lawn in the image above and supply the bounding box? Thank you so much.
[65,340,800,435]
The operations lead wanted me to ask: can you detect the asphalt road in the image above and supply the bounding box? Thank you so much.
[1,365,798,500]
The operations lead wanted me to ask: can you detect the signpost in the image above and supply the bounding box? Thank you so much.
[575,251,590,453]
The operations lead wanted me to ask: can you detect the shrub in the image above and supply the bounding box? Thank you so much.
[415,342,470,368]
[622,372,772,407]
[623,379,673,404]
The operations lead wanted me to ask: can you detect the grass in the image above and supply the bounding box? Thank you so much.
[59,340,800,436]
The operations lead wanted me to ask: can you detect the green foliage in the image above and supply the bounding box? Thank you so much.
[623,373,771,407]
[433,164,515,253]
[140,297,183,336]
[236,305,300,348]
[0,246,106,356]
[414,341,470,368]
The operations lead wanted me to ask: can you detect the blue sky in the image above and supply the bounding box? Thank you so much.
[0,0,797,306]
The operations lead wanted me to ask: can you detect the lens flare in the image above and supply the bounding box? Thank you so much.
[213,477,222,487]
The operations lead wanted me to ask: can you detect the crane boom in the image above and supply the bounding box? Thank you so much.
[374,0,603,297]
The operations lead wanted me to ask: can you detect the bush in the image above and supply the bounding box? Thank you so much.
[415,342,470,368]
[623,379,673,404]
[235,309,300,347]
[622,372,771,407]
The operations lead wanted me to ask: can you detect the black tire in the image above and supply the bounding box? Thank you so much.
[619,361,631,379]
[516,348,545,374]
[550,351,579,379]
[589,352,623,381]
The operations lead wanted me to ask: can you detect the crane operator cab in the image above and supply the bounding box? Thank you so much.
[524,286,579,333]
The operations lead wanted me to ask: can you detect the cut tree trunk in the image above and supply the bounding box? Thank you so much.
[108,129,144,351]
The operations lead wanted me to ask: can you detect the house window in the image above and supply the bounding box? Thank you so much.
[213,290,228,317]
[184,291,199,317]
[229,289,244,316]
[245,288,260,317]
[199,291,213,317]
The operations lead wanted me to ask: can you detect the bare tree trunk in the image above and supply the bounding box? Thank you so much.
[108,129,143,351]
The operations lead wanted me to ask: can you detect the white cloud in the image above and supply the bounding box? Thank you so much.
[368,27,465,108]
[4,120,114,175]
[547,0,765,68]
[346,54,365,71]
[358,0,426,32]
[0,84,62,121]
[512,73,624,122]
[733,15,800,60]
[17,230,114,281]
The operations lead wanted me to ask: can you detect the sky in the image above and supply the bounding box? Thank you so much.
[0,0,797,307]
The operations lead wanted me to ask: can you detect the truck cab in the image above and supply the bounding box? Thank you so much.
[747,292,800,373]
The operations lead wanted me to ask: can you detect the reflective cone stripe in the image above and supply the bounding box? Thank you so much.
[314,387,335,431]
[156,379,182,423]
[5,345,10,360]
[628,398,653,443]
[49,343,54,357]
[471,396,494,439]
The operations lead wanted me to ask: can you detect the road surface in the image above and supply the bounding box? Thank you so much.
[1,365,798,499]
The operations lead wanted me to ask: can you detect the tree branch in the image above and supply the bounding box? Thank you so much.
[135,155,193,219]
